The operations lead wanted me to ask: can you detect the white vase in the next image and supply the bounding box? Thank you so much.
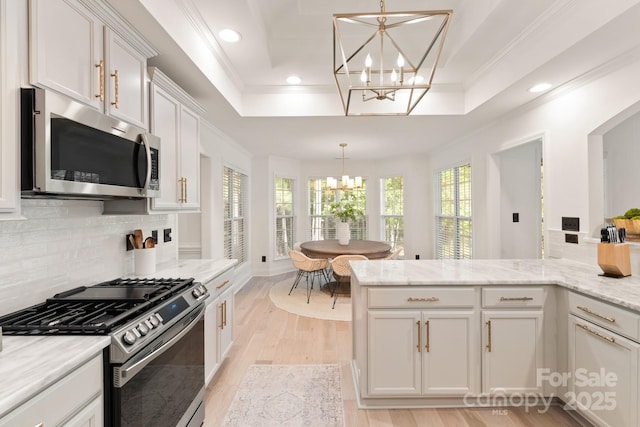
[337,221,350,245]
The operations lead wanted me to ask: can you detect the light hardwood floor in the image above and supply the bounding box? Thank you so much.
[204,273,585,427]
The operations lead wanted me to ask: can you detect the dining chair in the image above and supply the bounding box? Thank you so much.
[328,254,368,309]
[288,250,331,303]
[382,246,403,260]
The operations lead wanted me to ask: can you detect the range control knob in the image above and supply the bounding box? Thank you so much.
[149,315,160,328]
[192,288,202,298]
[137,323,149,336]
[123,330,137,345]
[144,319,154,330]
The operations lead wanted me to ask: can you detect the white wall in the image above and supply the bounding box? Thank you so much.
[0,199,177,316]
[428,54,640,263]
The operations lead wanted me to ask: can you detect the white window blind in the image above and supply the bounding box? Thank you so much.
[382,176,404,253]
[275,177,294,257]
[436,163,472,259]
[224,166,248,263]
[308,179,367,240]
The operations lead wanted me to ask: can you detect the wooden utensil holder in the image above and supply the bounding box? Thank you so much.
[597,243,631,277]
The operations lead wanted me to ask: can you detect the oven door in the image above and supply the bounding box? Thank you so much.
[110,305,205,427]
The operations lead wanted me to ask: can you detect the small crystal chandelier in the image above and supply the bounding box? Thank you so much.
[333,1,452,116]
[327,143,362,190]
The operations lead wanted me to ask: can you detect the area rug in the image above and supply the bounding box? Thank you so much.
[268,277,351,321]
[222,364,345,427]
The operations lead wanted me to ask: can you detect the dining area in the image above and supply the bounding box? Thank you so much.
[287,239,401,308]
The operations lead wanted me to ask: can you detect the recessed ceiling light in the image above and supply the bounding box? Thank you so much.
[218,28,241,43]
[286,75,302,85]
[528,83,552,93]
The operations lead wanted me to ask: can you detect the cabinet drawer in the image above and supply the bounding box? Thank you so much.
[205,268,234,302]
[368,287,476,309]
[569,291,639,341]
[0,354,103,426]
[482,287,545,308]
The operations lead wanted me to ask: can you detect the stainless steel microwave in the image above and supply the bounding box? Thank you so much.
[21,87,160,199]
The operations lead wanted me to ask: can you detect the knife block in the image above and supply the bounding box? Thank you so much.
[597,243,631,278]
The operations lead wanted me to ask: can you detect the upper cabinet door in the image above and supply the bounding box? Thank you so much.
[105,27,148,129]
[29,0,103,110]
[179,105,200,209]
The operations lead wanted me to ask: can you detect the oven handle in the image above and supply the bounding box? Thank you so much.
[118,307,204,386]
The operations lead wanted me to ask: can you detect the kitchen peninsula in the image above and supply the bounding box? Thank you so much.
[350,258,640,427]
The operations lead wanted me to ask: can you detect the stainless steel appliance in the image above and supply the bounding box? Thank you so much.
[21,87,160,199]
[0,277,208,427]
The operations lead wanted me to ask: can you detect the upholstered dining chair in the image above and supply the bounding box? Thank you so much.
[288,250,330,303]
[328,254,368,309]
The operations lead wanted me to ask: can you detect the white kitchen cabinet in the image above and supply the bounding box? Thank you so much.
[482,310,544,394]
[0,354,103,426]
[0,0,20,214]
[29,0,155,128]
[203,267,235,385]
[567,291,640,427]
[149,67,205,211]
[367,309,478,397]
[365,287,479,398]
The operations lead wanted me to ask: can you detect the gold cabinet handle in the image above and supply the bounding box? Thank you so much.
[223,300,227,328]
[178,177,187,203]
[416,320,421,352]
[577,306,615,323]
[500,296,533,302]
[216,279,230,289]
[35,424,44,427]
[407,297,440,302]
[425,320,430,352]
[577,323,615,344]
[110,69,119,108]
[486,320,492,352]
[95,60,104,101]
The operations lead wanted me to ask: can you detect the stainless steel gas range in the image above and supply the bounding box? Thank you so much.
[0,277,209,427]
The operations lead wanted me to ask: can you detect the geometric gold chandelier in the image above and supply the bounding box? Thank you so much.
[333,1,452,116]
[326,143,363,191]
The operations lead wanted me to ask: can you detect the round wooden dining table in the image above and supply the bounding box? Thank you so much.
[300,239,392,260]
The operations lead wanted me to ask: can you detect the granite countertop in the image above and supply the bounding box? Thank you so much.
[350,258,640,312]
[0,258,236,419]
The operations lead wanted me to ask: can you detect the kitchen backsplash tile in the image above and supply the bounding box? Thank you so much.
[0,199,177,316]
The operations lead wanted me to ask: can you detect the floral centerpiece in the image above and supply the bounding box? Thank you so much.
[328,201,363,245]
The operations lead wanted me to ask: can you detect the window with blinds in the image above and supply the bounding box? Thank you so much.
[223,166,248,263]
[308,178,367,240]
[275,177,294,258]
[382,176,404,252]
[436,163,472,259]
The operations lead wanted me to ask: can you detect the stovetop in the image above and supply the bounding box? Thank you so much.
[0,277,204,336]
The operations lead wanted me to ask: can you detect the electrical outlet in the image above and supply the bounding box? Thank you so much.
[151,230,158,244]
[415,254,420,260]
[163,228,172,243]
[261,256,266,262]
[513,213,519,222]
[562,216,580,232]
[126,234,135,251]
[565,233,579,244]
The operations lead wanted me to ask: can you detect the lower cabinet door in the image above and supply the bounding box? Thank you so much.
[367,310,421,396]
[422,310,479,396]
[482,310,544,394]
[204,298,219,386]
[218,288,234,360]
[64,396,103,427]
[568,315,639,427]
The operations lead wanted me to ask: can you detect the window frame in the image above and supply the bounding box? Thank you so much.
[274,175,295,260]
[223,165,248,264]
[435,162,472,259]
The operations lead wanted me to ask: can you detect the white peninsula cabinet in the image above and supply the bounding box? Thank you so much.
[366,288,479,397]
[149,67,205,211]
[0,354,103,427]
[481,287,545,394]
[568,291,640,427]
[203,266,235,385]
[28,0,156,129]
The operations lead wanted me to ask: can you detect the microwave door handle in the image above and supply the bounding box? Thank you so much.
[139,134,152,195]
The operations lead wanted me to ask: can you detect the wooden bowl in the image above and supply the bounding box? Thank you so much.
[613,219,640,241]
